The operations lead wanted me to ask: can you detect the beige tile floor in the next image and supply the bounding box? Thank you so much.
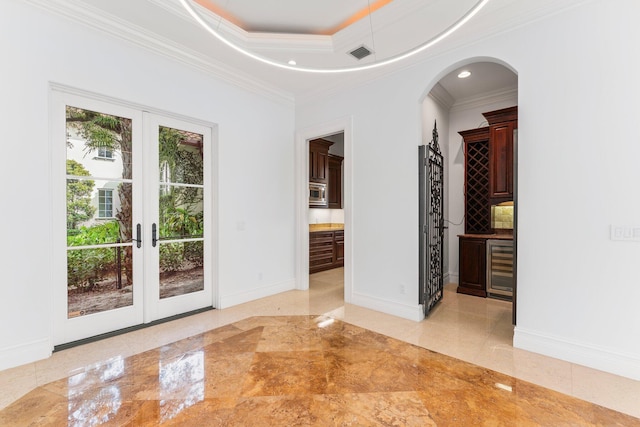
[1,267,639,420]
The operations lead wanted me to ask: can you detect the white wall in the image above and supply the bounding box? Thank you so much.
[0,0,295,369]
[296,0,640,380]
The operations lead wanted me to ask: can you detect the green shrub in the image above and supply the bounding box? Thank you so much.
[67,221,121,290]
[184,241,204,267]
[160,243,184,272]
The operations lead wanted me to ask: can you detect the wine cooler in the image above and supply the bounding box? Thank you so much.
[486,239,514,299]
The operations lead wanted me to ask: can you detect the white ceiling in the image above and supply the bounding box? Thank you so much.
[202,0,390,35]
[28,0,584,102]
[437,62,517,105]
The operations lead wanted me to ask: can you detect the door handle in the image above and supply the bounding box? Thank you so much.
[133,223,142,248]
[152,223,157,247]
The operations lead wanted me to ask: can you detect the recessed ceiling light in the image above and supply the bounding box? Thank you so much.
[458,70,471,78]
[288,59,297,66]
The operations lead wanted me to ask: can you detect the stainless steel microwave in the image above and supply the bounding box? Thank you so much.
[309,182,327,207]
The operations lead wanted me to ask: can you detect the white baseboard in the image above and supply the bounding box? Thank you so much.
[0,338,51,371]
[447,272,459,284]
[514,327,640,381]
[351,292,424,322]
[219,279,296,309]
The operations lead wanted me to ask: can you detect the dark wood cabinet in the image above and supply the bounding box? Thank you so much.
[328,154,343,209]
[310,229,344,273]
[309,231,334,273]
[458,106,517,298]
[309,139,332,184]
[458,236,487,297]
[459,127,491,234]
[484,106,517,202]
[310,138,343,209]
[334,230,344,266]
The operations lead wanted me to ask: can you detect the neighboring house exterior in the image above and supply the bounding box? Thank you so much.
[66,129,122,229]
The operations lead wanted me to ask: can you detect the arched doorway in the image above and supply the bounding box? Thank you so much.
[420,60,519,325]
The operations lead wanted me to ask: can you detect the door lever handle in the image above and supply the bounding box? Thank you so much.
[133,223,142,248]
[152,223,157,247]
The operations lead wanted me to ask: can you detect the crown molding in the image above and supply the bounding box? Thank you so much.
[24,0,295,107]
[449,86,518,113]
[428,83,456,110]
[149,0,334,53]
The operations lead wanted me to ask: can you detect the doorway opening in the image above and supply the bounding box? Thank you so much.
[295,117,353,307]
[421,60,518,325]
[308,132,345,314]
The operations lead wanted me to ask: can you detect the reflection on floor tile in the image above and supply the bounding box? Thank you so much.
[1,270,639,422]
[1,316,637,426]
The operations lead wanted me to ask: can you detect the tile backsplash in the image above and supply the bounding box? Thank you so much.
[491,205,514,229]
[309,208,344,225]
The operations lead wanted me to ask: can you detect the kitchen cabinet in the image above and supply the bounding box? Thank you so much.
[459,127,491,234]
[334,230,344,266]
[458,236,487,297]
[309,229,344,273]
[459,106,517,233]
[457,106,517,299]
[309,139,332,184]
[328,154,343,209]
[309,231,334,273]
[483,106,518,202]
[309,138,342,209]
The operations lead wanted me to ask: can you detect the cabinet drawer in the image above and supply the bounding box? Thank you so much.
[309,230,344,273]
[310,256,334,269]
[310,244,333,257]
[310,231,334,242]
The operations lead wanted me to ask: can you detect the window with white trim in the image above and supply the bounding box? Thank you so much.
[96,146,113,159]
[98,189,114,218]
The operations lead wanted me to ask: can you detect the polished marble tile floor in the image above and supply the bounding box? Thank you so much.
[2,315,638,426]
[1,268,639,425]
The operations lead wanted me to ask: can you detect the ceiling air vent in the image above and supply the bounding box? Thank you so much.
[349,45,373,60]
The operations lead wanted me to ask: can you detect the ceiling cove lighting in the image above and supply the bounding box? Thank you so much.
[458,70,472,78]
[179,0,491,74]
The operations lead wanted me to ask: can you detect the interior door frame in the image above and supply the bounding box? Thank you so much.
[50,83,219,346]
[294,117,353,303]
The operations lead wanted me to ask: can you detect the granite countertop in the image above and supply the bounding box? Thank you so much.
[310,223,344,232]
[458,233,513,240]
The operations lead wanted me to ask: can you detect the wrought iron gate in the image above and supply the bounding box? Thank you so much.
[419,122,444,316]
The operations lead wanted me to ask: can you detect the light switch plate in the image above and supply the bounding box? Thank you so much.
[610,225,640,241]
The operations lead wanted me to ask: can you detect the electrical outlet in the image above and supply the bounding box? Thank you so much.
[399,284,406,294]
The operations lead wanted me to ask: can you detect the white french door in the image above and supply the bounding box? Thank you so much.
[52,90,215,346]
[142,113,213,322]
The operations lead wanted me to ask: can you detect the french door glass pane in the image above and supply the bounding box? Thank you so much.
[65,106,134,318]
[159,241,204,299]
[159,127,203,185]
[159,186,204,240]
[157,126,204,299]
